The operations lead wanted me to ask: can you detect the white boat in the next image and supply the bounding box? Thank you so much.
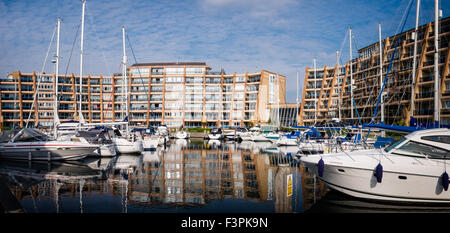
[208,128,223,140]
[275,135,298,146]
[224,127,248,140]
[0,128,98,161]
[240,126,259,141]
[301,128,450,203]
[113,137,143,154]
[252,133,272,142]
[265,132,281,142]
[175,130,190,139]
[76,128,117,157]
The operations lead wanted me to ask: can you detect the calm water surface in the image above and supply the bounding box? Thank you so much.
[2,139,450,213]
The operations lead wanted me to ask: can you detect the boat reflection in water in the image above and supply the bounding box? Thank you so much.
[0,159,104,213]
[3,140,445,213]
[0,141,307,213]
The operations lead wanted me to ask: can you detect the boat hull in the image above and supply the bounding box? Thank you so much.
[0,142,97,161]
[301,154,450,203]
[113,138,143,154]
[92,144,117,157]
[208,134,222,140]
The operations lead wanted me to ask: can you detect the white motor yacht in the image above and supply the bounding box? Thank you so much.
[0,128,98,161]
[208,128,223,140]
[301,128,450,203]
[76,128,117,157]
[111,128,143,154]
[275,135,298,146]
[240,126,259,141]
[224,127,248,140]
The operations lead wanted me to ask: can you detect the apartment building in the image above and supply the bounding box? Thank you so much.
[300,17,450,127]
[0,62,286,129]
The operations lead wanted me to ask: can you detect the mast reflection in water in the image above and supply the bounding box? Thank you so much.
[0,140,323,213]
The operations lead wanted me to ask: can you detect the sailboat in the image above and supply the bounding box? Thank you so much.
[112,26,143,154]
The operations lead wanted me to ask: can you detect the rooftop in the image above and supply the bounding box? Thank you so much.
[130,62,209,67]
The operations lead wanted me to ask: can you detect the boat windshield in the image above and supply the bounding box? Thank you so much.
[384,138,407,152]
[211,128,221,134]
[394,140,450,159]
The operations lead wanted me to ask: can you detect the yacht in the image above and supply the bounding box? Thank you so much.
[224,127,248,141]
[155,125,170,145]
[207,128,223,140]
[240,126,259,141]
[300,128,450,203]
[112,127,143,154]
[0,128,98,161]
[275,132,299,146]
[76,128,117,156]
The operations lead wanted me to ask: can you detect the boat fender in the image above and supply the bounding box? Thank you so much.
[442,172,449,191]
[318,158,324,177]
[375,163,383,183]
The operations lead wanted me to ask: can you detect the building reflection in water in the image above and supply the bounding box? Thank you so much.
[0,140,311,213]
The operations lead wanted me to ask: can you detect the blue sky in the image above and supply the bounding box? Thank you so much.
[1,0,449,102]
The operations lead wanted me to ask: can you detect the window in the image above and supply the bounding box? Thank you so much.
[421,136,450,144]
[269,74,275,104]
[384,138,407,152]
[394,141,449,159]
[166,67,184,74]
[186,67,205,74]
[235,76,245,83]
[165,84,183,91]
[235,84,245,91]
[131,68,149,75]
[166,76,183,83]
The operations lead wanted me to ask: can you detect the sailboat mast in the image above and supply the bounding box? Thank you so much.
[79,0,86,129]
[336,50,341,121]
[411,0,420,122]
[349,28,354,122]
[296,70,299,125]
[434,0,440,127]
[54,17,61,138]
[379,23,385,137]
[379,23,384,124]
[313,58,317,125]
[122,26,129,135]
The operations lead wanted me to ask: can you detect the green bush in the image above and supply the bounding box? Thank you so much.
[186,127,210,133]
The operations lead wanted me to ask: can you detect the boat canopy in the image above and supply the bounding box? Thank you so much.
[210,128,222,134]
[0,128,49,143]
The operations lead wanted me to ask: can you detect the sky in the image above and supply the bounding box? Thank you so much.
[0,0,449,102]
